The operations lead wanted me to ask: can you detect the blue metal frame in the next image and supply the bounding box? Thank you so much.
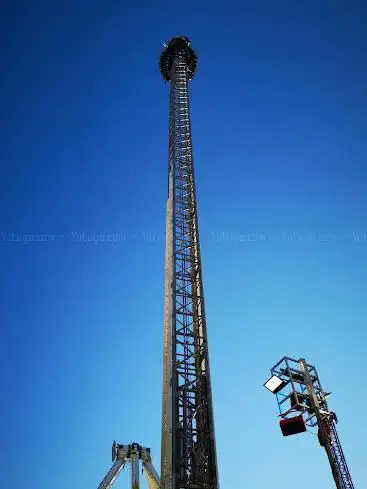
[268,356,354,489]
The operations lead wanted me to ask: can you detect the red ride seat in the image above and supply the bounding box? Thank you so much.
[280,415,306,436]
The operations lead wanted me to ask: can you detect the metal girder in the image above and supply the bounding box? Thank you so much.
[161,37,219,489]
[143,460,161,489]
[97,460,125,489]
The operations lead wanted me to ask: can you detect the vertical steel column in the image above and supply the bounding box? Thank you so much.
[161,103,175,487]
[131,451,140,489]
[160,37,219,489]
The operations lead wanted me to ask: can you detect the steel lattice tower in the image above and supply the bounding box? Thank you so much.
[160,36,219,489]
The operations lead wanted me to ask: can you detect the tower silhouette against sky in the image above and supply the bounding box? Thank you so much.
[160,36,219,489]
[95,36,219,489]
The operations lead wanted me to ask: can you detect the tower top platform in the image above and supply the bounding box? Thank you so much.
[159,36,197,81]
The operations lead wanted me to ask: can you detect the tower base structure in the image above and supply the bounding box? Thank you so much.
[97,442,160,489]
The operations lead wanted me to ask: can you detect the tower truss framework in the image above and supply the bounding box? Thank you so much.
[95,36,219,489]
[160,36,219,489]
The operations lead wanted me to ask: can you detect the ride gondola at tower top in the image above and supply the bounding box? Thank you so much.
[159,36,198,81]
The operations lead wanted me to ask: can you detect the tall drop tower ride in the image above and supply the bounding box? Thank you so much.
[160,36,219,489]
[95,36,219,489]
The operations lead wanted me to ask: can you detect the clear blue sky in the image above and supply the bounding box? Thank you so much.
[1,1,366,488]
